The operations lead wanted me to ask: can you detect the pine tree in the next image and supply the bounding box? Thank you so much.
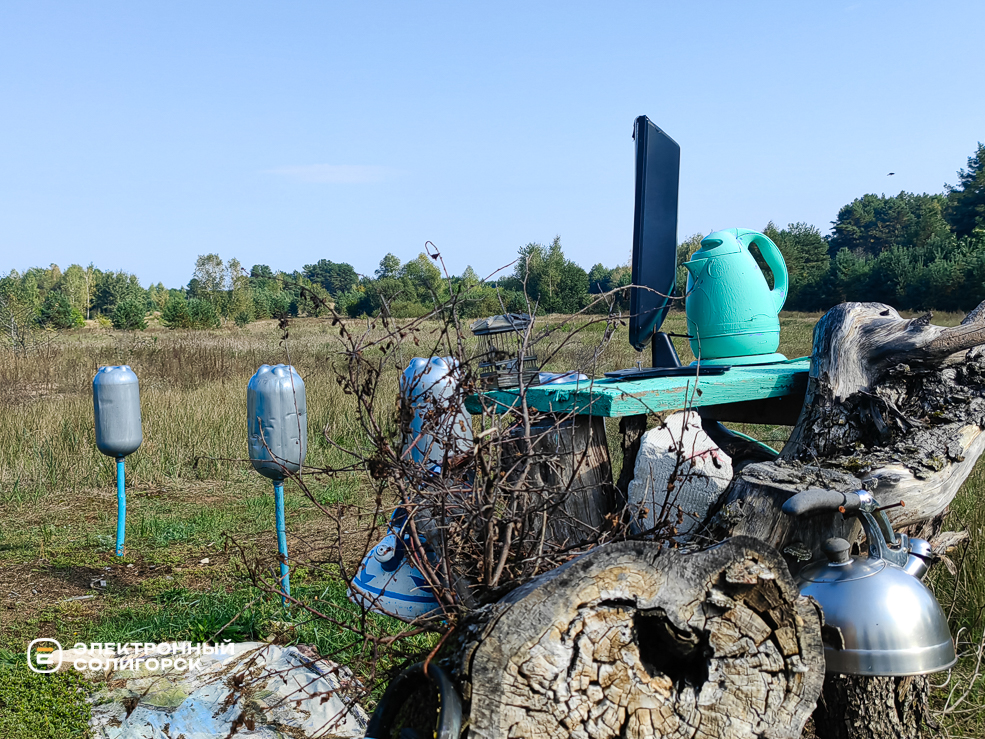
[946,142,985,239]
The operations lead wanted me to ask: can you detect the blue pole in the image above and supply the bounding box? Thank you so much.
[115,457,126,557]
[274,481,290,602]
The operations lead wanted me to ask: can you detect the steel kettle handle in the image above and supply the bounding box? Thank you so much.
[738,230,788,313]
[783,489,910,568]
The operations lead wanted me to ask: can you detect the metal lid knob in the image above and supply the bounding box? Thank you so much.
[823,537,851,564]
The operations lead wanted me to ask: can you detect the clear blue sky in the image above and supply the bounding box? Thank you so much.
[2,1,983,288]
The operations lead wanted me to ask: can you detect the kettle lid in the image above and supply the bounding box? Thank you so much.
[692,229,743,259]
[799,537,887,583]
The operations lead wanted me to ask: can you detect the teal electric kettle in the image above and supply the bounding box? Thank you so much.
[683,228,788,365]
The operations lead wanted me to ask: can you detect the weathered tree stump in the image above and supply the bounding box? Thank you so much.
[448,537,824,739]
[708,462,863,568]
[409,413,623,609]
[425,301,985,739]
[705,301,985,739]
[500,413,622,548]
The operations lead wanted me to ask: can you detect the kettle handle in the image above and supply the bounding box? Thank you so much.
[738,231,788,313]
[782,489,861,517]
[783,489,910,568]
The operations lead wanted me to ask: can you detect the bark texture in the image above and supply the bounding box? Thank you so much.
[707,463,862,573]
[708,302,985,569]
[431,301,985,739]
[501,414,622,548]
[703,301,985,739]
[617,414,649,499]
[811,674,933,739]
[782,302,985,527]
[449,538,824,739]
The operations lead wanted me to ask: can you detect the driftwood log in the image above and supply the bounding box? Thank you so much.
[705,302,985,738]
[449,537,823,739]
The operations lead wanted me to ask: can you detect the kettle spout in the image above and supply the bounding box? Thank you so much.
[682,260,705,278]
[904,538,933,580]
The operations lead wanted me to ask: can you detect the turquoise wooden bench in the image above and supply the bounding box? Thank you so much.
[465,357,810,425]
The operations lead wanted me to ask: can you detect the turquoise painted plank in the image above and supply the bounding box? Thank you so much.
[465,358,810,417]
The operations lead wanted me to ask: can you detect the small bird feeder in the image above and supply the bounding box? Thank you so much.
[247,364,307,603]
[470,313,540,389]
[92,366,143,557]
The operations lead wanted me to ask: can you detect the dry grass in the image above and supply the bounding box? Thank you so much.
[1,309,984,731]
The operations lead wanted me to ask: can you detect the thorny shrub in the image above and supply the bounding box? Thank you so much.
[226,248,701,731]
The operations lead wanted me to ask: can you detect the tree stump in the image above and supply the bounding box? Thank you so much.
[408,413,623,609]
[426,301,985,739]
[500,414,622,548]
[448,537,823,739]
[705,301,985,739]
[809,673,933,739]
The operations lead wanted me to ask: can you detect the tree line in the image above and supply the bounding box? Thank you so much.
[2,142,983,340]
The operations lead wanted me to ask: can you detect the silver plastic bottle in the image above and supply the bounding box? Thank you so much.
[400,357,473,467]
[247,364,308,480]
[93,365,143,458]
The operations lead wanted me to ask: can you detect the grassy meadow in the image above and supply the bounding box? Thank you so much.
[0,309,983,735]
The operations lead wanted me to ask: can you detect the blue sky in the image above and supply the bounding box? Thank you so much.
[2,1,983,288]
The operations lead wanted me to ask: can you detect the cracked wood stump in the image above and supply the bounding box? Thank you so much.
[705,301,985,739]
[449,537,824,739]
[500,414,622,549]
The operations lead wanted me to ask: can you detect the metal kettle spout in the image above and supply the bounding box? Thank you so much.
[904,538,933,580]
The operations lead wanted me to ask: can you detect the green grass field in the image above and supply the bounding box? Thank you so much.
[0,310,983,736]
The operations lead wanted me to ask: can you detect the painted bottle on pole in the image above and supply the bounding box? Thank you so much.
[247,364,307,601]
[92,365,142,556]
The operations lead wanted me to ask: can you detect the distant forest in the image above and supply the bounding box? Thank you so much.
[2,143,984,337]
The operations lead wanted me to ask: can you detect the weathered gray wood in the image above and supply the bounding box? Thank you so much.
[441,301,985,739]
[500,414,621,549]
[782,302,985,527]
[707,301,985,565]
[810,674,933,739]
[706,463,862,575]
[448,537,824,739]
[616,414,648,500]
[702,301,985,739]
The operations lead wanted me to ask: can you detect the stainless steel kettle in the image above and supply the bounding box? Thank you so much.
[782,489,956,676]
